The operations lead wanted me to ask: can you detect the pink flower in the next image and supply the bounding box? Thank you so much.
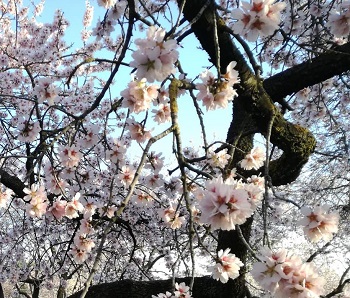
[198,177,253,230]
[130,26,179,82]
[65,193,84,219]
[74,234,95,252]
[59,145,81,168]
[126,118,152,143]
[121,78,159,114]
[48,198,67,220]
[239,147,265,170]
[97,0,116,9]
[106,138,127,163]
[207,148,231,168]
[133,190,154,207]
[69,246,89,263]
[159,204,185,229]
[17,119,41,143]
[117,165,135,187]
[327,4,350,38]
[231,0,286,41]
[33,77,60,105]
[152,103,171,124]
[298,205,339,242]
[209,248,243,283]
[251,247,325,297]
[0,188,12,208]
[196,62,239,111]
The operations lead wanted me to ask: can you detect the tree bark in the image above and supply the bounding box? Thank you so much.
[68,277,235,298]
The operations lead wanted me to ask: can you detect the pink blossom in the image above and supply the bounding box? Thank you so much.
[106,138,127,163]
[126,118,152,143]
[0,188,12,208]
[33,77,60,105]
[152,103,171,124]
[231,0,286,41]
[97,0,116,9]
[69,246,89,263]
[24,184,48,218]
[159,204,185,229]
[65,193,84,219]
[130,26,179,82]
[207,148,231,168]
[117,165,135,187]
[59,145,81,168]
[74,234,95,253]
[251,247,325,297]
[198,177,253,230]
[17,119,41,143]
[121,78,159,113]
[239,147,265,170]
[209,248,243,283]
[48,198,67,220]
[133,190,154,207]
[298,205,339,242]
[196,62,239,111]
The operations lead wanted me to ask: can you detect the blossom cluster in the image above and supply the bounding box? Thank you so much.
[152,282,192,298]
[251,247,325,297]
[159,203,185,229]
[196,61,240,111]
[130,26,179,83]
[0,188,12,208]
[120,78,159,114]
[23,184,48,218]
[239,147,265,170]
[298,205,339,242]
[209,248,243,283]
[198,176,264,230]
[327,2,350,37]
[231,0,286,41]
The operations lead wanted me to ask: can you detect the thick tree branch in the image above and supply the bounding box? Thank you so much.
[68,277,228,298]
[0,169,25,198]
[263,42,350,101]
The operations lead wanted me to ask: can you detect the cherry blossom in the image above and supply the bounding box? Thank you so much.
[0,0,348,297]
[298,205,339,242]
[209,248,243,283]
[231,0,286,41]
[152,282,193,298]
[130,26,179,82]
[121,78,159,113]
[239,147,265,170]
[159,204,185,229]
[198,177,253,230]
[59,145,82,168]
[47,197,67,220]
[0,188,12,208]
[16,119,41,143]
[251,247,325,297]
[23,184,48,218]
[196,61,240,111]
[97,0,117,9]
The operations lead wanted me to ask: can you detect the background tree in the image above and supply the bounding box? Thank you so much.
[0,0,349,297]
